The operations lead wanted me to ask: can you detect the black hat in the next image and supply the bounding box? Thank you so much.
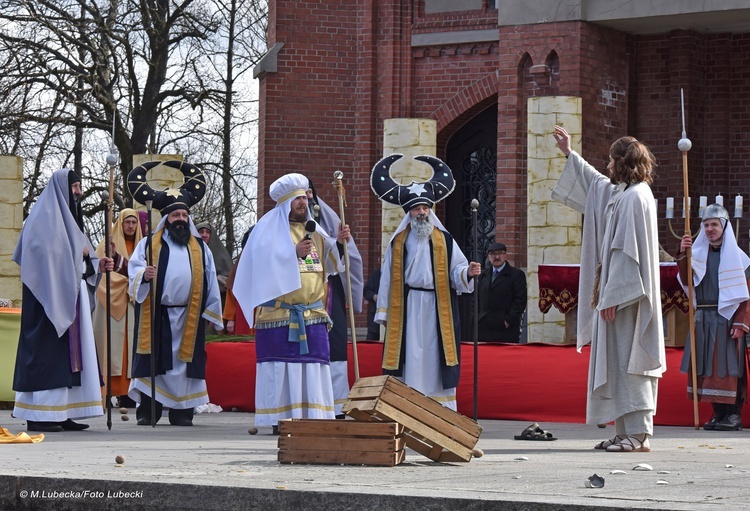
[127,160,206,215]
[370,154,455,213]
[487,242,507,253]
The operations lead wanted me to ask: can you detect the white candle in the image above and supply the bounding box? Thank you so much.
[716,194,724,206]
[682,197,691,218]
[699,196,707,217]
[666,197,674,219]
[735,195,743,218]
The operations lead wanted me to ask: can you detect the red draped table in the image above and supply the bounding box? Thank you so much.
[538,262,688,315]
[204,340,749,427]
[538,263,689,345]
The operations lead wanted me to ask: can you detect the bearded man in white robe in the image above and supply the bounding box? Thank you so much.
[234,173,350,433]
[552,126,665,453]
[372,154,481,410]
[126,161,223,426]
[306,179,364,418]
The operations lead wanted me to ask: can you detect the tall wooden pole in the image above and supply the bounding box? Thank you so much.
[679,88,700,429]
[145,201,157,427]
[332,171,360,380]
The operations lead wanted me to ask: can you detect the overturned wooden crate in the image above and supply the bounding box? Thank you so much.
[342,375,482,462]
[277,418,405,466]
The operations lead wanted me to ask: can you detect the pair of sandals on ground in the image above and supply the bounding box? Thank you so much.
[514,423,650,452]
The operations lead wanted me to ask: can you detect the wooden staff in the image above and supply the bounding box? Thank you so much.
[471,198,479,421]
[145,200,157,427]
[678,88,700,429]
[332,171,360,380]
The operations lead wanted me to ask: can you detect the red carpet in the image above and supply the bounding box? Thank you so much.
[205,341,749,427]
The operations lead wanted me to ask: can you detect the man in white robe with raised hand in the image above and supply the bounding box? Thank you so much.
[552,125,665,452]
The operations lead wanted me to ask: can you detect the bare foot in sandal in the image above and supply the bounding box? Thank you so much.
[606,434,651,452]
[594,434,625,450]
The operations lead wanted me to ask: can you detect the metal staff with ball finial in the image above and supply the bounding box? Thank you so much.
[471,198,479,421]
[678,88,700,429]
[104,119,118,430]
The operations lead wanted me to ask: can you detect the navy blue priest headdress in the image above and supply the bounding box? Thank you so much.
[127,160,206,215]
[370,154,455,213]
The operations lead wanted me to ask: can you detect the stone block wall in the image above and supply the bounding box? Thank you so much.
[526,97,582,343]
[0,156,23,305]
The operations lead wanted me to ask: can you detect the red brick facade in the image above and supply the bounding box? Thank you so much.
[259,1,750,326]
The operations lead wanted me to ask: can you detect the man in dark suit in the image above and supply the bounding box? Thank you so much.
[477,242,527,342]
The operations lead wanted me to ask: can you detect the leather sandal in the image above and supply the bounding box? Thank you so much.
[606,435,651,452]
[594,434,625,450]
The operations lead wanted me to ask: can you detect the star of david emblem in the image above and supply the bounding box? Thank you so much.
[407,182,426,196]
[165,188,182,198]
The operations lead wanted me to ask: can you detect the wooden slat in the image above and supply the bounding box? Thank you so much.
[376,390,478,449]
[341,397,380,413]
[373,400,473,461]
[381,377,482,436]
[278,436,405,453]
[278,419,402,438]
[405,430,467,462]
[278,448,404,466]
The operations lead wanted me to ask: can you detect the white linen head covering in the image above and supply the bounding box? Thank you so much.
[234,173,324,328]
[685,214,750,320]
[13,169,98,336]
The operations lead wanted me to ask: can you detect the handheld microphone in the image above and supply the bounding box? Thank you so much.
[304,220,316,240]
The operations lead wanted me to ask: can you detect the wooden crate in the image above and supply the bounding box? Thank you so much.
[277,418,405,466]
[342,375,483,462]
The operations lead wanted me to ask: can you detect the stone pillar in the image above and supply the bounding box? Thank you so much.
[0,156,23,305]
[131,154,184,225]
[526,97,582,343]
[381,119,437,252]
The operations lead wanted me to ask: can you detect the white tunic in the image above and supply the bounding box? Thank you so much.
[552,151,665,425]
[376,223,474,410]
[127,231,223,409]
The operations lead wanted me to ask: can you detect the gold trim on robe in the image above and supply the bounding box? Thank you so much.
[137,231,205,363]
[382,227,459,371]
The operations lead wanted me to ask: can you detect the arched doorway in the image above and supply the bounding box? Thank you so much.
[444,103,498,341]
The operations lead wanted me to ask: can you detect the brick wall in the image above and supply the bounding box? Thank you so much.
[261,1,750,329]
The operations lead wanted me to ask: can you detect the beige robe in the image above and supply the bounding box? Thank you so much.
[552,151,666,424]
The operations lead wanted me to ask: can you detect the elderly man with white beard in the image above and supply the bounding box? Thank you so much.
[372,155,481,410]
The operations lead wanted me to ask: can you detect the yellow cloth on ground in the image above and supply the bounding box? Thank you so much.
[0,426,44,443]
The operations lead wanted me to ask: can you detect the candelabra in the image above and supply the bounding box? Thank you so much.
[659,194,745,252]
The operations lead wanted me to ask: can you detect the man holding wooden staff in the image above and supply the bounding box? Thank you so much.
[306,179,363,418]
[234,173,351,433]
[677,204,750,431]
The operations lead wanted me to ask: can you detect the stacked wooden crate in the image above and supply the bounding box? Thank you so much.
[277,418,405,466]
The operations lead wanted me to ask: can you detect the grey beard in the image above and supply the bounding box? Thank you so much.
[410,215,433,239]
